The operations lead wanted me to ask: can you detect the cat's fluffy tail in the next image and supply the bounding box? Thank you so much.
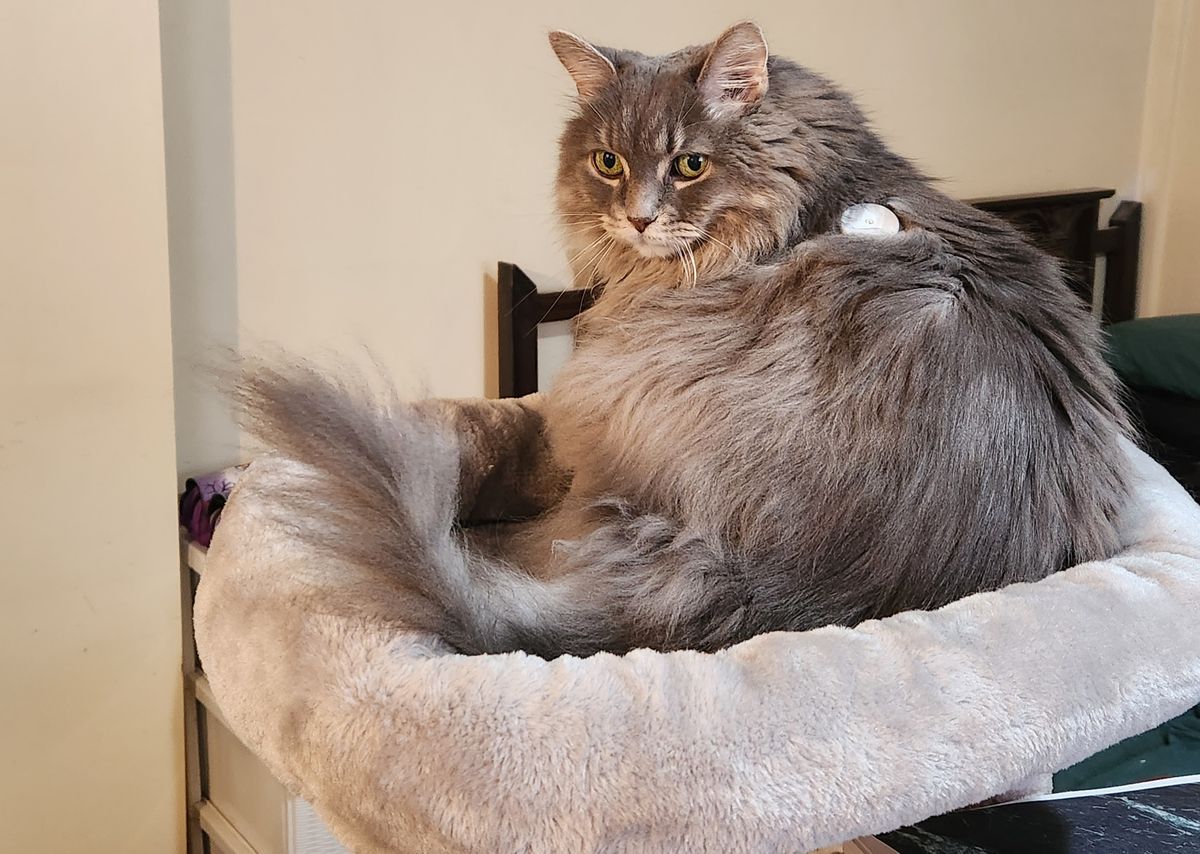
[226,357,614,654]
[228,359,479,647]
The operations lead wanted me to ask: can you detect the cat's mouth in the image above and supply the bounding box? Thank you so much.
[615,220,698,260]
[626,233,684,259]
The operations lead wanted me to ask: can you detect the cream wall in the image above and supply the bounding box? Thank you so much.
[1138,0,1200,317]
[0,2,184,853]
[165,0,1158,474]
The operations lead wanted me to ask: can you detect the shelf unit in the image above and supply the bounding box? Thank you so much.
[181,536,349,854]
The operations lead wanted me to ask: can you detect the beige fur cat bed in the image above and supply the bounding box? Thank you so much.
[195,438,1200,853]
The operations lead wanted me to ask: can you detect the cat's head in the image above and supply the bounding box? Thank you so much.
[551,23,886,289]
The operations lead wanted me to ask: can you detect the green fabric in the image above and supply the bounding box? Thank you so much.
[1071,315,1200,792]
[1106,314,1200,401]
[1054,705,1200,792]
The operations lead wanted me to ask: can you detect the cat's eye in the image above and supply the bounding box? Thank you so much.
[672,153,709,180]
[591,150,624,178]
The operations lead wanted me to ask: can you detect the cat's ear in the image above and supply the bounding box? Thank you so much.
[697,22,769,118]
[549,31,617,101]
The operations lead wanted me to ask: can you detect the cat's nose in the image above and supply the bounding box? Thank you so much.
[628,215,657,233]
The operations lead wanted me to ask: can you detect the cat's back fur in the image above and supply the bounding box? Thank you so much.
[549,192,1127,631]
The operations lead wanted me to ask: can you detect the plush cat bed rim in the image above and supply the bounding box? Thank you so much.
[194,440,1200,853]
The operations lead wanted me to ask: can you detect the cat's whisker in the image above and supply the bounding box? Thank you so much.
[573,244,601,286]
[670,243,689,289]
[562,223,604,238]
[507,280,541,315]
[666,238,697,288]
[696,227,736,256]
[566,232,611,269]
[571,234,614,288]
[581,236,618,289]
[507,212,585,219]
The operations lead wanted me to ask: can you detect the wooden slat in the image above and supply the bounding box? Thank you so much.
[1094,225,1121,255]
[192,671,232,731]
[186,539,208,575]
[1101,200,1142,324]
[197,800,260,854]
[497,262,539,398]
[528,288,598,324]
[968,188,1114,211]
[496,262,516,398]
[180,536,205,854]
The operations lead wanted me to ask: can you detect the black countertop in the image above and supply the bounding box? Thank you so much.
[878,776,1200,854]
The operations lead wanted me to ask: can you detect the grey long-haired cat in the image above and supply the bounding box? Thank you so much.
[235,23,1130,657]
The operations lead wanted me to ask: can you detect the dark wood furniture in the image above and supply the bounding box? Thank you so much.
[497,189,1142,397]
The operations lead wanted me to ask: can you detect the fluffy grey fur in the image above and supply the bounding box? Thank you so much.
[233,23,1130,658]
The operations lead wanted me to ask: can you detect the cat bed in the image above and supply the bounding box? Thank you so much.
[194,439,1200,853]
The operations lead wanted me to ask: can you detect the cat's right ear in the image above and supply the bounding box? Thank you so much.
[698,22,769,119]
[549,31,617,101]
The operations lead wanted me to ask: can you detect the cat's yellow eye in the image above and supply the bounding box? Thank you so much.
[591,150,624,178]
[673,153,709,180]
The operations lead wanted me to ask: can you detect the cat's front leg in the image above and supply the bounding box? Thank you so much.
[416,394,571,525]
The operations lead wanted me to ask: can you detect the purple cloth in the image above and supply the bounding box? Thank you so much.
[179,466,247,547]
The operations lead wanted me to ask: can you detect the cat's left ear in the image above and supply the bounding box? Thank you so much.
[697,22,769,118]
